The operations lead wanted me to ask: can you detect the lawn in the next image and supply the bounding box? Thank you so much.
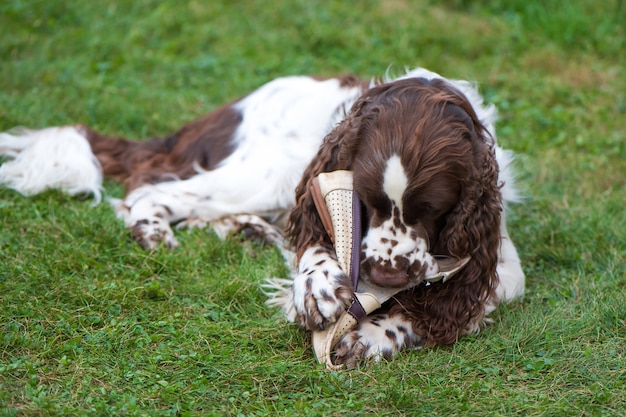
[1,0,624,415]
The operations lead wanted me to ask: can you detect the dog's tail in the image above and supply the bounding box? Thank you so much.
[82,125,192,190]
[0,104,242,202]
[0,125,105,203]
[0,124,180,203]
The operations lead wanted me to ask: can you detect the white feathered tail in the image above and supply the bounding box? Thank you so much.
[0,126,103,203]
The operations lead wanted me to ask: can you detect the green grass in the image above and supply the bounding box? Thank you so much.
[1,0,625,415]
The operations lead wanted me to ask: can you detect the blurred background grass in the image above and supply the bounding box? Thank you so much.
[1,0,624,415]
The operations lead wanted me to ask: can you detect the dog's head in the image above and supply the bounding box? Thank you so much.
[349,77,500,290]
[288,75,503,342]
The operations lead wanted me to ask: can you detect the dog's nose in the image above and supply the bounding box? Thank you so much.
[368,263,409,288]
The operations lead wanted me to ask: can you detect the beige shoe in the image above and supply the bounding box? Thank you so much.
[309,170,469,370]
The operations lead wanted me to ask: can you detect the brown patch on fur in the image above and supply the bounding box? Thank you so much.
[288,76,501,347]
[84,101,242,191]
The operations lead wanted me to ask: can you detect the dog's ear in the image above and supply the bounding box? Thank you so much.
[389,140,502,345]
[437,137,502,330]
[388,87,503,345]
[286,97,370,262]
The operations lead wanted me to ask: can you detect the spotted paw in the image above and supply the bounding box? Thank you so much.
[292,246,353,330]
[131,217,178,249]
[332,314,422,368]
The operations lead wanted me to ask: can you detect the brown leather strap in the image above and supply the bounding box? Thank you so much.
[310,176,336,243]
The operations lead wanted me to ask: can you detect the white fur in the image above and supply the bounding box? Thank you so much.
[335,313,421,364]
[0,69,525,308]
[361,211,439,278]
[1,69,526,366]
[263,277,298,322]
[292,245,351,327]
[382,155,407,211]
[353,314,421,360]
[0,126,103,203]
[495,146,522,204]
[495,211,526,302]
[267,69,525,335]
[363,154,440,278]
[115,76,363,248]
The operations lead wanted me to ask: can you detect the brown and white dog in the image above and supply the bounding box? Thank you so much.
[0,68,524,366]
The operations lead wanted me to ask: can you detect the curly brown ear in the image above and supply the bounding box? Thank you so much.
[390,135,502,345]
[286,97,371,262]
[439,138,502,333]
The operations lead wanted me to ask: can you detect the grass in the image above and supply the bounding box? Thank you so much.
[1,0,624,415]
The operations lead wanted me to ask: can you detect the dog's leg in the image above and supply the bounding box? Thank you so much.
[332,313,422,368]
[112,182,203,249]
[496,213,525,303]
[476,213,526,316]
[290,246,354,330]
[114,164,297,250]
[209,214,282,243]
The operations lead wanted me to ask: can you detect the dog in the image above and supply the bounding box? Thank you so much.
[0,68,524,367]
[0,74,367,249]
[265,69,525,367]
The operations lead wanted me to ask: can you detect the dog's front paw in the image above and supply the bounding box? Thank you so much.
[131,218,178,250]
[292,246,353,330]
[332,332,369,369]
[332,314,422,368]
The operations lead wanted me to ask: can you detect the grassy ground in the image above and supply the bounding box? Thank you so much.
[1,0,624,415]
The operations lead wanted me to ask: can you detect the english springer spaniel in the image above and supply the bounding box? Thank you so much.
[268,70,525,367]
[0,68,525,367]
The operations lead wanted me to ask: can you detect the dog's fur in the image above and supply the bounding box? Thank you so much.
[0,68,524,367]
[271,70,525,366]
